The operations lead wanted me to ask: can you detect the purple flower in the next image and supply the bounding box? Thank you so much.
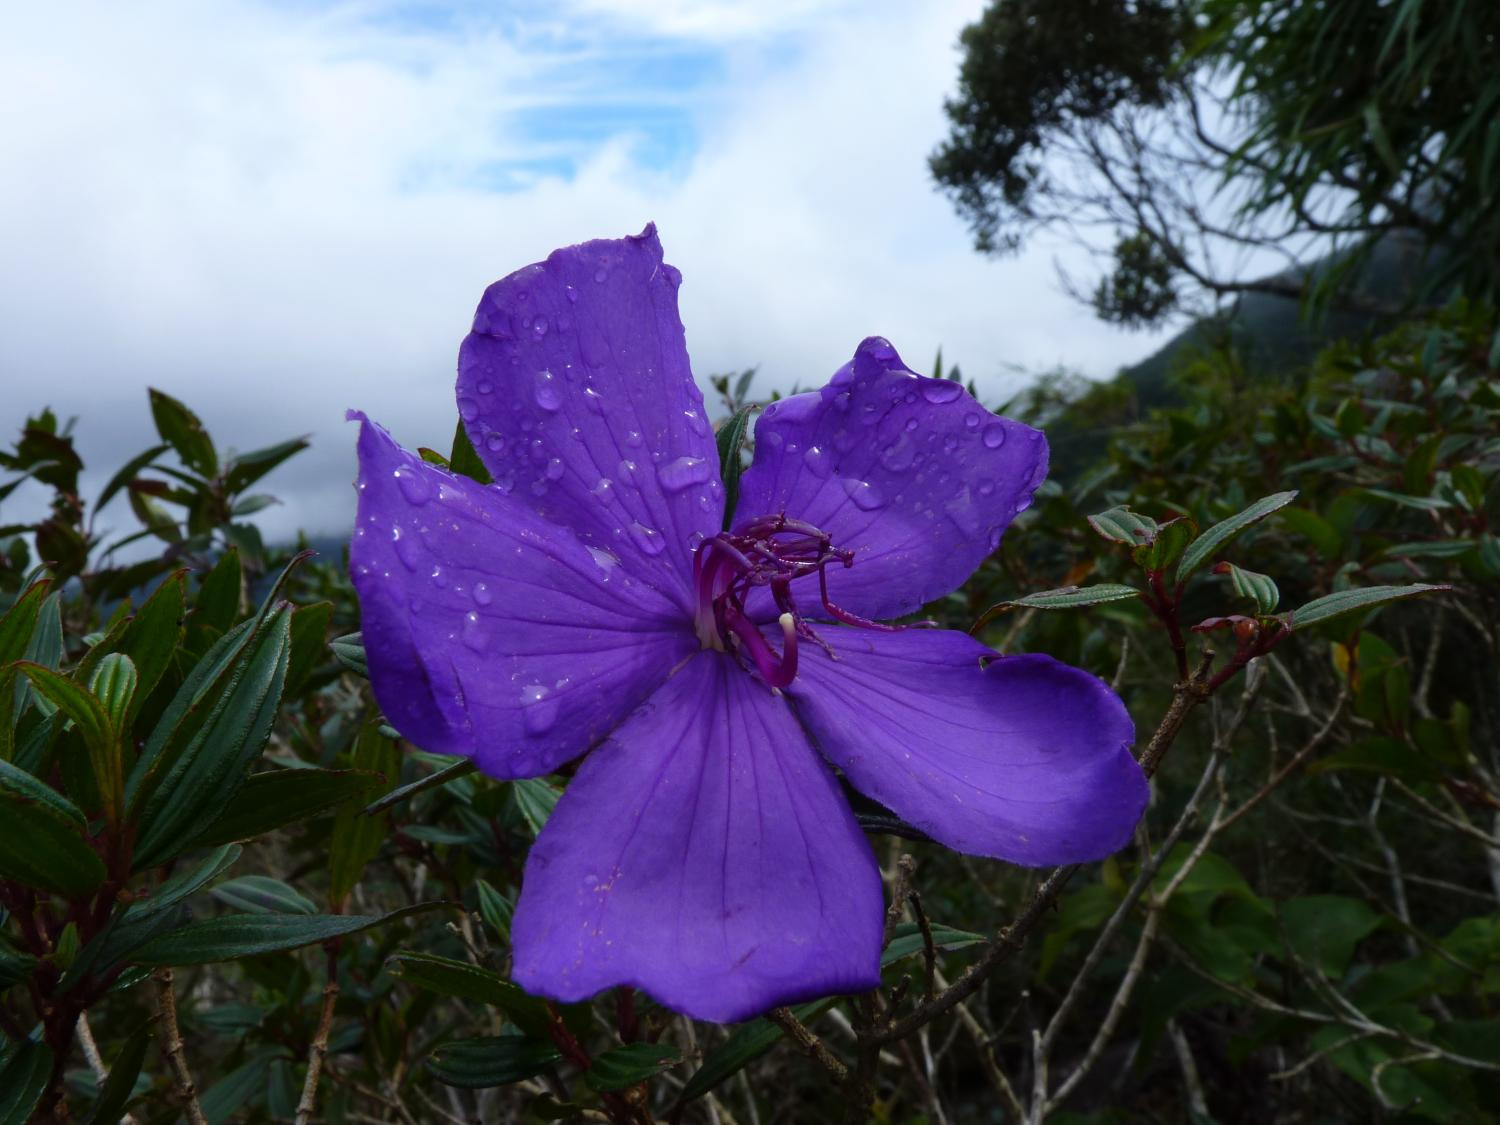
[349,226,1147,1022]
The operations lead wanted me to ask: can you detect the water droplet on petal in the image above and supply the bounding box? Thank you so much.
[473,581,493,606]
[521,684,558,734]
[534,370,562,411]
[594,266,609,283]
[429,564,447,589]
[904,417,919,432]
[477,379,494,394]
[391,525,421,570]
[978,479,995,496]
[458,397,479,421]
[803,445,832,478]
[658,455,712,492]
[461,611,485,651]
[591,477,615,500]
[565,284,579,303]
[920,380,963,404]
[545,457,565,481]
[879,434,915,472]
[842,478,885,511]
[486,433,505,453]
[531,316,549,339]
[629,521,665,555]
[964,413,981,429]
[982,423,1007,449]
[617,459,638,482]
[583,386,605,413]
[587,545,620,575]
[625,429,643,447]
[394,466,431,505]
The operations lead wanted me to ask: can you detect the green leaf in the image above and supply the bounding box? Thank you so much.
[1381,539,1476,559]
[449,420,493,485]
[0,580,49,666]
[0,762,105,895]
[194,766,381,847]
[1359,487,1450,511]
[130,606,293,869]
[677,999,836,1105]
[103,572,186,722]
[1176,491,1297,581]
[716,406,754,530]
[196,550,243,633]
[1309,736,1441,783]
[1133,516,1197,571]
[330,632,368,678]
[88,653,138,728]
[17,663,113,753]
[1214,562,1280,613]
[881,922,986,966]
[1288,584,1449,631]
[1282,895,1383,978]
[386,951,551,1037]
[330,722,399,904]
[361,757,475,816]
[475,879,513,942]
[586,1043,685,1092]
[223,437,309,494]
[198,1051,279,1124]
[95,442,171,513]
[512,776,562,837]
[149,388,218,477]
[209,875,316,915]
[983,584,1140,622]
[285,601,333,693]
[0,1040,52,1125]
[132,904,439,966]
[427,1037,562,1089]
[84,1025,149,1125]
[1087,505,1158,546]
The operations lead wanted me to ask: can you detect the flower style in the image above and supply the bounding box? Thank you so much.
[349,226,1147,1022]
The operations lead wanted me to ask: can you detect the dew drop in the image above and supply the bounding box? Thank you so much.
[429,564,447,589]
[920,380,963,404]
[629,521,665,555]
[531,316,549,339]
[964,413,980,429]
[591,477,615,500]
[625,429,643,447]
[391,525,422,571]
[803,445,832,478]
[842,478,886,511]
[461,611,485,652]
[520,684,558,734]
[545,457,565,481]
[473,581,493,606]
[658,455,712,492]
[982,422,1008,449]
[565,284,579,303]
[587,545,621,575]
[477,379,494,395]
[978,479,995,496]
[583,386,605,413]
[617,459,639,481]
[904,417,919,432]
[393,466,431,505]
[594,267,609,283]
[879,434,916,472]
[534,370,562,411]
[485,433,505,453]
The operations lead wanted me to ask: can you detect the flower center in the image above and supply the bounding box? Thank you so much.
[691,514,895,688]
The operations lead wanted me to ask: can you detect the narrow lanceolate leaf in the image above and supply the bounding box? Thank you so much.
[330,632,368,678]
[195,549,243,633]
[17,664,113,751]
[1176,491,1298,582]
[0,761,106,897]
[1287,584,1449,631]
[970,584,1139,635]
[130,607,292,869]
[0,1039,53,1125]
[83,1025,149,1125]
[585,1043,685,1092]
[148,387,218,477]
[95,442,170,513]
[0,580,50,665]
[131,903,442,966]
[386,951,550,1037]
[677,999,836,1105]
[223,436,310,494]
[194,767,381,847]
[331,723,400,903]
[1133,516,1197,572]
[881,921,987,965]
[1087,505,1158,546]
[1214,562,1280,614]
[512,776,562,837]
[209,875,316,915]
[426,1037,562,1090]
[361,758,474,816]
[716,406,755,531]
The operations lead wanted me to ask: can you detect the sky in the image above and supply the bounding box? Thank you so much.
[0,0,1169,545]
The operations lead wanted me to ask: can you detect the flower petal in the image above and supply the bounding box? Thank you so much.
[788,628,1145,865]
[350,414,695,779]
[512,651,884,1022]
[457,225,722,609]
[735,337,1048,620]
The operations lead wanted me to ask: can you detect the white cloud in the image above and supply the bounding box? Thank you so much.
[0,0,1165,546]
